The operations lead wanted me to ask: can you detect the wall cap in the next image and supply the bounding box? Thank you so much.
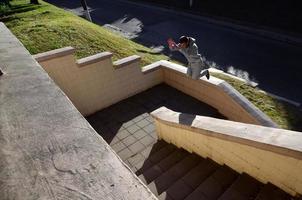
[77,52,113,67]
[151,107,302,160]
[218,81,278,128]
[0,22,157,200]
[157,60,277,128]
[33,46,75,62]
[113,55,141,69]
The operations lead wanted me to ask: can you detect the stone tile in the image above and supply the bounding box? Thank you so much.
[143,123,155,133]
[139,135,155,147]
[133,115,145,123]
[122,120,135,128]
[127,153,145,167]
[116,129,130,140]
[122,135,138,147]
[109,136,120,145]
[134,159,153,175]
[128,141,146,154]
[118,148,133,160]
[126,124,141,134]
[149,131,158,139]
[111,141,126,153]
[145,116,154,123]
[141,113,149,118]
[136,119,150,128]
[133,129,148,140]
[140,145,154,158]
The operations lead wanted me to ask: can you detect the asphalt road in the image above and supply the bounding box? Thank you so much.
[46,0,302,103]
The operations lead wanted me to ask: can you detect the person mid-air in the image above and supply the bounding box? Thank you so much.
[168,36,210,80]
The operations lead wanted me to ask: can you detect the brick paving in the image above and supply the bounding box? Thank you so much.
[87,83,224,170]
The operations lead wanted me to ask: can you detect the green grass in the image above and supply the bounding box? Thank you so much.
[2,0,301,131]
[1,0,168,65]
[212,72,302,131]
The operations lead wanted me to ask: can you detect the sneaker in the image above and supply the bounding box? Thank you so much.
[206,71,210,80]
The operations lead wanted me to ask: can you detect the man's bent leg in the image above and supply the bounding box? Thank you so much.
[186,66,193,78]
[191,64,202,80]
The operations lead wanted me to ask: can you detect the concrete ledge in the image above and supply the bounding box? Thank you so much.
[152,107,301,159]
[33,44,277,128]
[142,61,162,74]
[160,60,224,85]
[113,55,141,69]
[218,81,278,128]
[151,106,302,196]
[33,46,75,62]
[158,60,276,127]
[0,22,157,200]
[77,52,113,67]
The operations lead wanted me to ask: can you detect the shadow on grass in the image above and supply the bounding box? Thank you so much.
[275,101,302,132]
[0,3,43,17]
[137,49,162,55]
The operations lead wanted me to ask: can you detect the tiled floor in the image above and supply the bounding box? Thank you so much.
[86,84,225,170]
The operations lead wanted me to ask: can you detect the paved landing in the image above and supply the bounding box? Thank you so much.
[87,83,224,170]
[87,84,295,200]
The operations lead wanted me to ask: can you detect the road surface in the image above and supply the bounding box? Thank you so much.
[46,0,302,104]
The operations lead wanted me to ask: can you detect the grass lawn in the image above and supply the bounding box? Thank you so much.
[213,73,302,131]
[0,0,168,66]
[1,0,301,131]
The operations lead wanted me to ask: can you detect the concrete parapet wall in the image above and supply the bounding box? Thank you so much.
[0,22,157,200]
[34,48,163,116]
[156,60,276,127]
[151,107,302,196]
[36,50,276,127]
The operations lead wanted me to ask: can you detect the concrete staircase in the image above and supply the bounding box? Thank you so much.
[125,140,294,200]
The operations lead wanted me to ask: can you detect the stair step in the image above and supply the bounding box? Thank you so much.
[158,192,174,200]
[147,139,168,154]
[158,159,220,200]
[185,165,238,200]
[135,142,176,175]
[138,149,188,184]
[218,173,263,200]
[147,154,201,196]
[182,159,220,189]
[255,183,293,200]
[158,179,194,200]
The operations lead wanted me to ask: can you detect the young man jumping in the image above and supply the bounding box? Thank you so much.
[168,36,210,80]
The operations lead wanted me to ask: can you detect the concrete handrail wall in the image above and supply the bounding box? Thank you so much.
[144,60,277,127]
[0,22,157,200]
[151,107,302,196]
[35,48,277,127]
[34,47,163,116]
